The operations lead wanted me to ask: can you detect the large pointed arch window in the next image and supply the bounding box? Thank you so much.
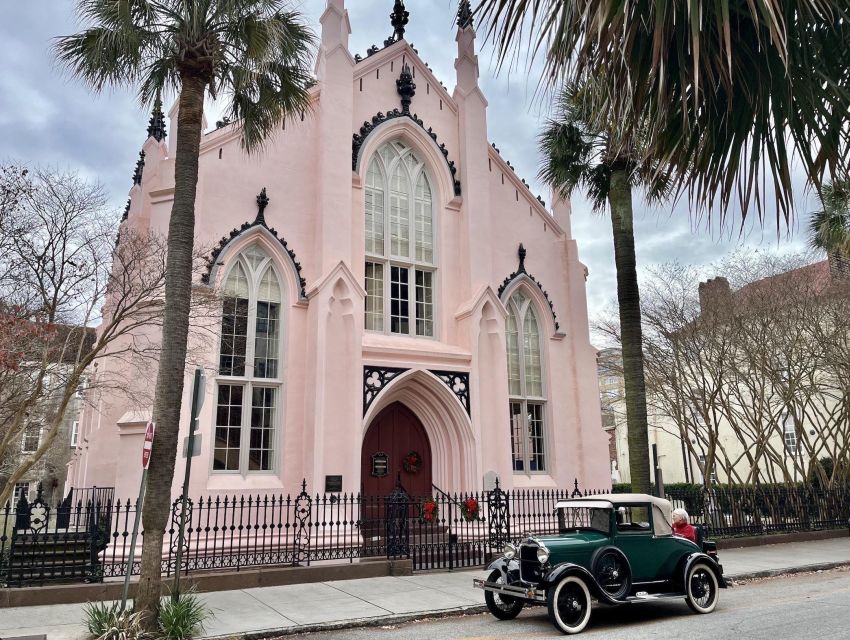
[215,245,282,474]
[506,291,547,473]
[364,141,435,337]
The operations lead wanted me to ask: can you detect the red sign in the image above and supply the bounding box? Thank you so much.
[142,421,156,469]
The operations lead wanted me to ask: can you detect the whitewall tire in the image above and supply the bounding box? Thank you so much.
[547,575,593,634]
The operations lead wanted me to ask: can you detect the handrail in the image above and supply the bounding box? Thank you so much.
[431,483,465,510]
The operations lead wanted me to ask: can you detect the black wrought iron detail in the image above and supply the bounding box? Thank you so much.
[352,110,461,197]
[200,189,307,299]
[293,479,312,565]
[388,0,409,44]
[487,477,510,549]
[385,478,410,558]
[215,116,232,130]
[132,151,145,186]
[121,199,131,222]
[168,497,192,573]
[147,97,167,142]
[16,482,49,533]
[498,243,561,332]
[571,478,583,498]
[457,0,473,29]
[430,370,470,415]
[396,64,416,114]
[363,366,409,415]
[255,187,269,226]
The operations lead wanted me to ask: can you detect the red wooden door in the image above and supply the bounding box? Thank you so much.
[361,402,432,498]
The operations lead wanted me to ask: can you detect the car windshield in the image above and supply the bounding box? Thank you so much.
[556,506,611,535]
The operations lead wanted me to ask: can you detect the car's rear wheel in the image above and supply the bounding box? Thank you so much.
[547,575,592,634]
[484,569,524,620]
[591,548,631,600]
[685,562,719,613]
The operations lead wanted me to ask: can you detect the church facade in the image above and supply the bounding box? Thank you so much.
[67,1,610,501]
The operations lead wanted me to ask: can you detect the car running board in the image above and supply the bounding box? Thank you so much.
[621,592,686,603]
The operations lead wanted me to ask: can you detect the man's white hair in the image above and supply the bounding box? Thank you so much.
[672,508,690,523]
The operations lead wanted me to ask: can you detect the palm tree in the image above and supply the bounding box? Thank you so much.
[56,0,314,621]
[476,0,850,219]
[809,180,850,259]
[475,0,849,486]
[539,83,670,494]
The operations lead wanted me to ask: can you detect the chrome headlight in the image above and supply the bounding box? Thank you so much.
[536,545,550,564]
[502,543,517,559]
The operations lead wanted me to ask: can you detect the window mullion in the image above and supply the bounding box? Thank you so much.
[241,382,251,476]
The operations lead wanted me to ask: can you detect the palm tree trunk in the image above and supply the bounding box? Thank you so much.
[134,72,206,622]
[608,168,652,494]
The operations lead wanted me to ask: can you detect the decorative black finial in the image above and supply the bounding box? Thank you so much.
[517,243,527,273]
[132,151,146,186]
[390,0,409,42]
[255,187,269,225]
[147,97,167,142]
[121,199,131,222]
[457,1,473,29]
[396,64,416,114]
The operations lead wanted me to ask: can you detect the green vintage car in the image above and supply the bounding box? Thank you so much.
[473,493,726,634]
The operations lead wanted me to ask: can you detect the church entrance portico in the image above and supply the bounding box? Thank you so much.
[361,402,432,498]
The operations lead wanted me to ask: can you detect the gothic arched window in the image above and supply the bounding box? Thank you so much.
[364,141,435,337]
[215,245,282,474]
[506,291,547,473]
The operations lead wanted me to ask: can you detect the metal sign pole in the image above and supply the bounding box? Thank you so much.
[121,421,155,611]
[173,367,205,601]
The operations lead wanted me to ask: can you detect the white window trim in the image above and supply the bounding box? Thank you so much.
[70,420,79,448]
[14,482,30,503]
[506,292,549,475]
[365,142,439,339]
[212,248,286,477]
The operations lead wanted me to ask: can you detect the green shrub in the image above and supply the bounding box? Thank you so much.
[83,602,148,640]
[158,591,211,640]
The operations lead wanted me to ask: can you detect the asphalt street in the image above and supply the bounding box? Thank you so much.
[289,567,850,639]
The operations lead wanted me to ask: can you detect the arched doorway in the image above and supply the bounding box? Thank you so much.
[361,402,432,498]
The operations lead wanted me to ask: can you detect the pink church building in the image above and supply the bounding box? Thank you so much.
[67,1,610,503]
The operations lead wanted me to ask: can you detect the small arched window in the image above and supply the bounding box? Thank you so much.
[506,291,547,473]
[364,141,435,337]
[215,245,282,474]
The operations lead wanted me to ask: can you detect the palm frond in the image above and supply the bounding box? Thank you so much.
[809,180,850,256]
[474,0,850,224]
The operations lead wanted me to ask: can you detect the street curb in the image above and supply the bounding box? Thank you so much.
[205,605,489,639]
[725,560,850,584]
[205,562,850,639]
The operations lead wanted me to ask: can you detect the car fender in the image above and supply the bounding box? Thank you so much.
[682,552,727,588]
[486,556,521,583]
[541,563,621,605]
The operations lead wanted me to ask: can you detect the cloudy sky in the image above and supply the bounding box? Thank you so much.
[0,0,818,327]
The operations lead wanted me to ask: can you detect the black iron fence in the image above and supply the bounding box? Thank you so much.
[2,480,848,586]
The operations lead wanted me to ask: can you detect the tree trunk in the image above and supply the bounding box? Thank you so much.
[134,73,206,623]
[608,168,652,494]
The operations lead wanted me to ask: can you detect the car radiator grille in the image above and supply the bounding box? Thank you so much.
[519,542,544,583]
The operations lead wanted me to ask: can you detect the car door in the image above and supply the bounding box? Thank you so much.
[612,503,663,582]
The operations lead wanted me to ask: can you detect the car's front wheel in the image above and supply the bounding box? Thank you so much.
[484,569,524,620]
[685,562,719,614]
[547,575,592,634]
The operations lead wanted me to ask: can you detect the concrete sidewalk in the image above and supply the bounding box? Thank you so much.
[2,537,848,640]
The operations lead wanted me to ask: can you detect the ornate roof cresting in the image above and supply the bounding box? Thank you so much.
[457,1,473,29]
[147,97,167,142]
[498,243,561,332]
[388,0,409,44]
[396,64,416,114]
[352,110,461,197]
[201,188,307,299]
[131,151,145,186]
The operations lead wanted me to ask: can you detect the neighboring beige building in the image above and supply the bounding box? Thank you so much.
[598,254,850,487]
[597,347,695,485]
